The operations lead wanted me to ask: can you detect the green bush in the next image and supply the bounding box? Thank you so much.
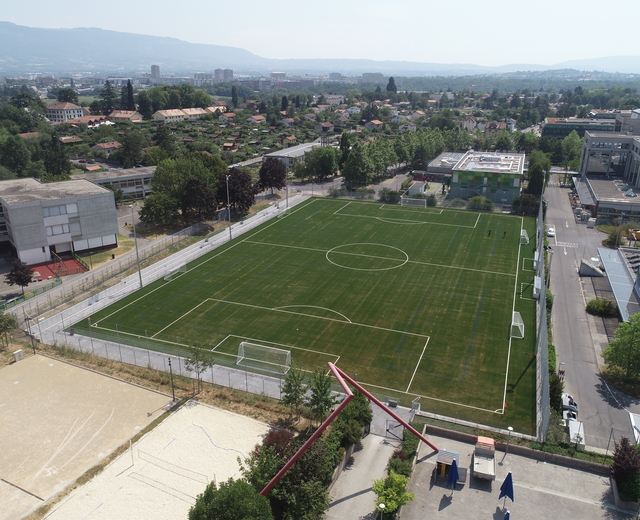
[586,298,617,317]
[548,343,556,374]
[449,198,466,207]
[546,289,553,311]
[378,188,401,204]
[387,457,413,477]
[467,196,494,211]
[426,195,437,207]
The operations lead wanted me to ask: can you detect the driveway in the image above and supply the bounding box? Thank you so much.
[546,183,639,448]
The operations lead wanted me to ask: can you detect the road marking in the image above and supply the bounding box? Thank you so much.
[556,242,578,248]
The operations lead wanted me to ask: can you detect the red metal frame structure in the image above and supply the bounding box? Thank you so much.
[260,362,439,496]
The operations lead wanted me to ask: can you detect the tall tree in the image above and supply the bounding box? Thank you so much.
[339,132,350,168]
[154,123,177,157]
[136,90,153,119]
[604,313,640,380]
[231,86,239,109]
[139,191,179,225]
[5,260,34,294]
[57,87,78,104]
[120,130,147,168]
[182,177,216,221]
[281,365,306,421]
[0,312,17,350]
[386,77,397,93]
[43,133,72,177]
[223,167,256,214]
[306,369,337,425]
[126,80,135,111]
[341,142,373,189]
[0,135,30,175]
[189,479,273,520]
[303,146,338,182]
[281,95,288,112]
[372,471,415,514]
[100,80,118,115]
[258,158,286,193]
[184,342,216,391]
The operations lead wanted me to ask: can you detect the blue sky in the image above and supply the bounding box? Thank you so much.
[3,0,639,67]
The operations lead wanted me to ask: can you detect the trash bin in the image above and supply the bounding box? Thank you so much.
[13,349,24,362]
[112,254,115,260]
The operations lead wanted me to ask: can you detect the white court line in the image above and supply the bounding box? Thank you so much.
[336,211,477,228]
[406,338,430,393]
[203,298,431,339]
[333,201,352,215]
[211,335,231,351]
[272,305,352,323]
[151,299,211,339]
[379,205,444,215]
[521,257,535,271]
[245,240,516,277]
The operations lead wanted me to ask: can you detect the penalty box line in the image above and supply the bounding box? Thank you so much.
[406,337,430,393]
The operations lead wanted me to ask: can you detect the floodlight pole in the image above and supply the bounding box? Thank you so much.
[130,204,143,288]
[225,174,232,241]
[168,358,175,401]
[616,212,625,249]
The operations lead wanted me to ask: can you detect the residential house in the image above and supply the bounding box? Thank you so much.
[219,112,236,122]
[66,115,109,128]
[304,113,317,121]
[484,121,507,136]
[407,111,426,121]
[46,102,86,123]
[58,136,83,144]
[391,116,408,123]
[314,122,334,133]
[333,117,349,127]
[90,141,122,156]
[247,115,266,124]
[282,118,295,127]
[108,110,143,123]
[347,107,361,115]
[153,109,188,123]
[284,136,297,146]
[504,118,517,132]
[182,107,209,120]
[364,120,383,130]
[463,116,477,132]
[18,132,42,141]
[399,122,417,132]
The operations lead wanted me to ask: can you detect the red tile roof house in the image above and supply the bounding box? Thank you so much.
[364,120,384,130]
[247,115,266,123]
[304,113,317,121]
[314,122,335,133]
[282,118,295,127]
[66,116,110,128]
[90,141,122,156]
[219,113,236,122]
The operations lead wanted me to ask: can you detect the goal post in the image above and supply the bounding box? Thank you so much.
[511,311,525,339]
[164,264,187,282]
[400,196,428,208]
[520,229,530,245]
[237,341,291,374]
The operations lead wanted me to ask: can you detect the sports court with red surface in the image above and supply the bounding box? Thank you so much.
[29,257,88,280]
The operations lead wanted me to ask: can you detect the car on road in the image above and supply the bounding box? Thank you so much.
[547,226,556,237]
[78,159,87,163]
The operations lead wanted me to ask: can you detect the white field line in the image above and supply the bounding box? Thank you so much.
[272,305,352,323]
[92,198,320,328]
[211,335,231,351]
[519,283,535,301]
[336,211,476,228]
[472,213,481,228]
[245,240,516,277]
[225,334,339,358]
[333,201,352,215]
[406,338,430,393]
[203,298,431,340]
[501,217,525,415]
[380,205,444,215]
[521,257,535,271]
[151,300,211,339]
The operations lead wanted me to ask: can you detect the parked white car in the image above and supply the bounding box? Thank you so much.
[547,226,556,237]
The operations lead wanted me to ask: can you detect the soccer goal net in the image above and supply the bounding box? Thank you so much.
[511,311,525,339]
[236,341,291,374]
[400,196,428,208]
[277,207,292,219]
[520,229,530,245]
[164,264,187,282]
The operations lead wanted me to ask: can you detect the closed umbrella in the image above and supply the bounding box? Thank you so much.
[499,472,514,509]
[504,511,510,520]
[446,459,460,494]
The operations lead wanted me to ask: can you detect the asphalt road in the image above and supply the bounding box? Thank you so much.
[546,184,639,448]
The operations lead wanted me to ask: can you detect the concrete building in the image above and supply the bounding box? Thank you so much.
[449,151,525,205]
[541,117,617,139]
[108,110,143,123]
[262,142,320,168]
[46,102,85,123]
[0,179,118,265]
[75,166,155,200]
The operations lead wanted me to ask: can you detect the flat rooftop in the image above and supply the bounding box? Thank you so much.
[74,166,156,182]
[545,118,616,126]
[454,151,524,175]
[428,151,466,171]
[264,142,319,159]
[587,175,640,202]
[0,178,109,205]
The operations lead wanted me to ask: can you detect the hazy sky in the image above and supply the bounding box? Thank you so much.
[3,0,639,67]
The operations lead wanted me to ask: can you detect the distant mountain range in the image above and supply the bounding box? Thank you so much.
[1,22,640,77]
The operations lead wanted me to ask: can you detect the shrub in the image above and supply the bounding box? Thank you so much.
[449,198,466,207]
[427,195,437,206]
[387,457,413,477]
[612,437,640,501]
[378,188,400,204]
[586,298,617,317]
[467,196,494,211]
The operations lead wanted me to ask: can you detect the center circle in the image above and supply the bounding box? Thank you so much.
[325,243,409,271]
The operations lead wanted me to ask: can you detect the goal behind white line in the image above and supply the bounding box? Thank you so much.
[237,341,291,374]
[164,264,187,282]
[520,229,529,245]
[400,196,428,208]
[511,311,525,339]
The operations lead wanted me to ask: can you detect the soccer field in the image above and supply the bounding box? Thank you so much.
[72,198,538,433]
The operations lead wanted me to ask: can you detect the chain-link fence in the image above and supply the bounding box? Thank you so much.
[536,197,551,441]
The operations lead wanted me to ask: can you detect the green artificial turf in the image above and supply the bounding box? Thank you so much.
[73,198,538,433]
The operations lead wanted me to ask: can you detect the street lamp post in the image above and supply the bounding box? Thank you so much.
[225,174,232,241]
[506,426,514,454]
[129,204,143,289]
[379,503,385,520]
